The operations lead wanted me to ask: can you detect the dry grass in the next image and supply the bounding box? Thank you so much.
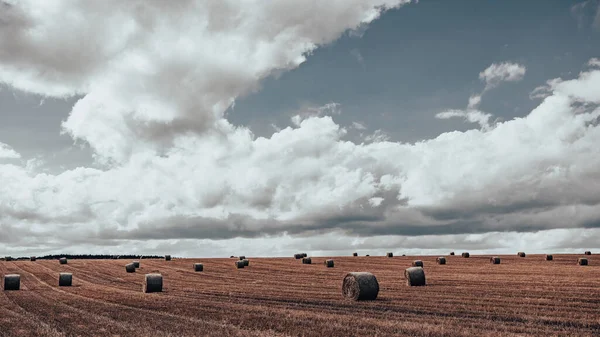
[125,263,136,273]
[405,267,426,286]
[3,274,20,290]
[1,254,600,336]
[342,272,379,301]
[58,272,72,287]
[143,274,163,293]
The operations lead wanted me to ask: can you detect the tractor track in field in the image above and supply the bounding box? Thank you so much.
[12,262,268,337]
[1,255,599,336]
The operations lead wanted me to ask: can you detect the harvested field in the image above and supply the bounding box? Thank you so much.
[1,254,600,336]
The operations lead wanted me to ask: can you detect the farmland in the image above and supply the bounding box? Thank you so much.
[1,255,600,336]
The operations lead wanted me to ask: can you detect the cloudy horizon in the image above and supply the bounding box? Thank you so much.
[1,0,600,257]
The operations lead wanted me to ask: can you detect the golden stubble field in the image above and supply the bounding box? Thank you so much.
[1,254,599,337]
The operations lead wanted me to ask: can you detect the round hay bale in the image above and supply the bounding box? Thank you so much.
[242,259,249,266]
[386,252,393,258]
[449,252,455,256]
[239,256,246,260]
[585,251,591,255]
[412,260,423,268]
[59,273,72,287]
[133,261,140,268]
[194,263,204,272]
[59,257,67,265]
[545,254,553,261]
[578,258,588,266]
[461,252,470,258]
[342,272,379,301]
[490,257,501,264]
[302,257,312,264]
[125,263,136,273]
[405,267,426,286]
[353,252,358,257]
[294,253,303,259]
[164,255,171,261]
[143,274,163,293]
[518,252,526,257]
[3,274,20,291]
[30,256,36,262]
[436,257,446,265]
[235,260,245,268]
[325,259,334,268]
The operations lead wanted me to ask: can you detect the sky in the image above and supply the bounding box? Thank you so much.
[1,0,600,257]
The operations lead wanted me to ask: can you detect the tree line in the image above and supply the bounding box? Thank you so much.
[2,254,166,261]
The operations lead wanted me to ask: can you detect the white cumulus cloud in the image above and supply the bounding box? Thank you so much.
[467,94,482,109]
[0,142,20,159]
[479,62,526,90]
[0,1,599,257]
[352,122,367,130]
[0,0,414,163]
[435,109,492,129]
